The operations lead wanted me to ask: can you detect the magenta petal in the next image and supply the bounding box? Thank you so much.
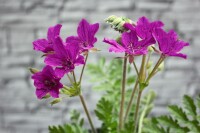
[123,23,135,31]
[53,36,67,58]
[103,38,126,53]
[75,55,85,66]
[66,43,80,61]
[44,54,63,67]
[49,89,59,98]
[77,19,90,41]
[47,24,62,43]
[168,53,187,59]
[121,31,138,48]
[36,88,48,99]
[90,23,99,35]
[55,68,66,78]
[33,39,51,53]
[66,36,81,45]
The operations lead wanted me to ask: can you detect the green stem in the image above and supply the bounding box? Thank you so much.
[145,55,165,84]
[124,79,139,122]
[79,94,97,133]
[119,53,128,130]
[133,61,139,77]
[79,53,89,84]
[67,74,73,85]
[133,90,142,133]
[138,101,148,133]
[72,71,77,84]
[139,55,146,82]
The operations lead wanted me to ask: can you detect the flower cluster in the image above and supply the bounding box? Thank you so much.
[104,16,189,62]
[31,19,99,99]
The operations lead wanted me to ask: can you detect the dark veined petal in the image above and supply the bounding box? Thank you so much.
[77,19,99,49]
[53,36,68,58]
[123,23,135,31]
[103,38,126,53]
[32,39,52,53]
[35,88,49,99]
[47,24,62,43]
[66,36,81,45]
[75,55,85,66]
[167,53,187,59]
[66,43,80,62]
[121,31,138,48]
[55,67,66,78]
[44,54,63,67]
[49,89,59,98]
[90,23,99,36]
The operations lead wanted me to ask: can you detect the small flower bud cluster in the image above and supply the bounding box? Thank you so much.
[105,15,133,32]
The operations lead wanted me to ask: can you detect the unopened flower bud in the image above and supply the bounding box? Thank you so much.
[42,94,51,99]
[146,61,153,69]
[105,15,117,22]
[29,67,39,74]
[112,17,123,26]
[158,62,164,71]
[116,36,122,44]
[50,98,62,106]
[116,21,125,31]
[148,46,154,53]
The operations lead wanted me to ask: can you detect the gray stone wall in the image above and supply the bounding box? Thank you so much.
[0,0,200,132]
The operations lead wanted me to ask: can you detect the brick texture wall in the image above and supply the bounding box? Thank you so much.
[0,0,200,132]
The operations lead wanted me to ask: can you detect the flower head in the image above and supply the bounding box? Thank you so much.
[31,65,63,99]
[45,36,85,77]
[103,30,148,62]
[66,19,99,52]
[153,28,189,59]
[124,16,164,46]
[33,24,62,53]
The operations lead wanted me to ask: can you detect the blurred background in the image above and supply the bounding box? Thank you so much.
[0,0,200,132]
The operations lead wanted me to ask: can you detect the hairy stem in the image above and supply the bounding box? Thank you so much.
[124,79,139,122]
[133,90,142,133]
[79,94,96,133]
[72,71,77,84]
[67,74,73,84]
[139,55,146,82]
[133,61,139,77]
[145,54,165,83]
[79,53,89,84]
[119,53,128,130]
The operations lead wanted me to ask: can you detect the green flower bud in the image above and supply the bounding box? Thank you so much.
[29,67,39,74]
[42,94,51,99]
[116,21,125,31]
[148,46,154,53]
[112,17,123,26]
[146,61,153,69]
[116,36,122,44]
[50,98,62,106]
[105,15,117,22]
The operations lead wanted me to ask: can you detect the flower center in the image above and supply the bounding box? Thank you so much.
[62,59,73,68]
[44,80,57,88]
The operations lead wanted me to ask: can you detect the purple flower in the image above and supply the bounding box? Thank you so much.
[31,65,63,99]
[33,24,62,53]
[153,28,189,59]
[66,19,99,52]
[103,30,148,56]
[45,36,85,77]
[124,16,164,46]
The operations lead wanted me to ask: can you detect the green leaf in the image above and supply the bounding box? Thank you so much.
[168,105,188,122]
[157,116,188,133]
[143,118,166,133]
[183,95,197,119]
